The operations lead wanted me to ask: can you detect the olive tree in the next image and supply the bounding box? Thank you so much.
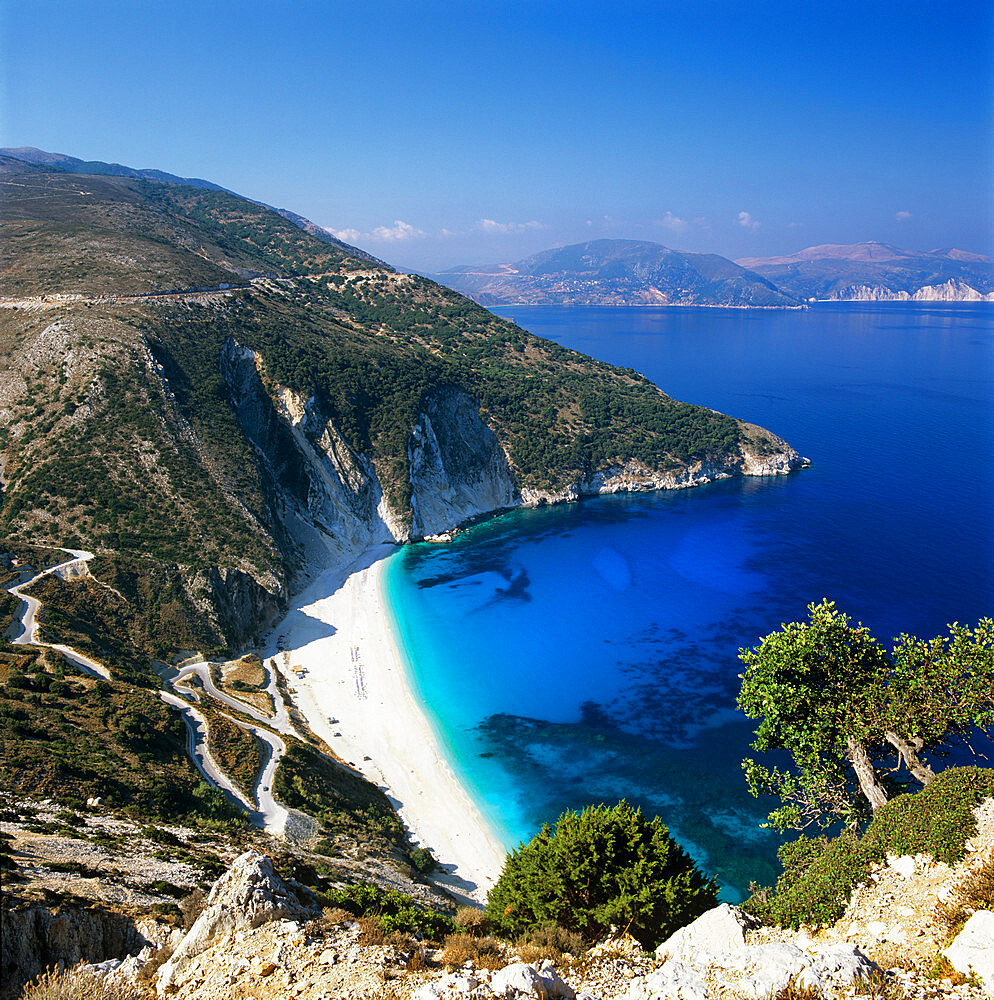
[737,600,994,832]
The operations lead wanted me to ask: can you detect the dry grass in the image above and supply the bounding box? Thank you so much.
[453,905,491,938]
[938,852,994,942]
[356,916,415,951]
[439,932,507,971]
[135,946,172,987]
[514,923,587,964]
[852,968,907,1000]
[22,964,150,1000]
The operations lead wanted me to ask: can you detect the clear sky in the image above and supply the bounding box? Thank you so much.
[2,0,991,270]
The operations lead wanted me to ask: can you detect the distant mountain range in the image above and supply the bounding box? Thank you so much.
[435,239,799,307]
[737,243,994,302]
[436,240,994,307]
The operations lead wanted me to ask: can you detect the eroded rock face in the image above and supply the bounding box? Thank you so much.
[156,851,317,994]
[1,904,149,1000]
[656,903,760,964]
[409,388,519,539]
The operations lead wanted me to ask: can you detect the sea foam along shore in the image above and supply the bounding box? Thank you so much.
[264,542,508,905]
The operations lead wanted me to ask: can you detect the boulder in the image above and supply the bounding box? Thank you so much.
[490,960,575,998]
[716,942,812,999]
[156,851,317,994]
[797,944,877,993]
[655,904,760,963]
[944,910,994,993]
[625,960,709,1000]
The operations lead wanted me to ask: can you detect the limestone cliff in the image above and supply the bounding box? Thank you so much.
[220,339,808,568]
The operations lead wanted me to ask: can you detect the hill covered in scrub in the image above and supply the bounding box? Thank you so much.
[434,239,800,307]
[0,154,805,662]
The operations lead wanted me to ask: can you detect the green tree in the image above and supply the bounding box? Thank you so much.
[485,801,717,948]
[737,601,994,833]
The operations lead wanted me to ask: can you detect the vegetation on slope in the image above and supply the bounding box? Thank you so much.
[1,160,771,668]
[0,653,241,826]
[745,766,994,928]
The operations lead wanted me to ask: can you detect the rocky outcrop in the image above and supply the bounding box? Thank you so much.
[409,387,519,539]
[944,911,994,992]
[156,850,317,993]
[633,908,877,1000]
[1,902,151,1000]
[825,280,994,302]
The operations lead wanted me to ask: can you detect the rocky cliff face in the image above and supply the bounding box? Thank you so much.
[221,338,808,573]
[1,903,151,1000]
[408,388,520,539]
[825,279,994,302]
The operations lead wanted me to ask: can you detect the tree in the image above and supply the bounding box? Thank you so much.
[737,600,994,833]
[485,801,717,948]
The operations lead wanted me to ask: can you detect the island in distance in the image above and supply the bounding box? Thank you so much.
[432,238,994,307]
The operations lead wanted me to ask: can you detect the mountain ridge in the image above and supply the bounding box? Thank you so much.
[736,241,994,301]
[432,238,800,307]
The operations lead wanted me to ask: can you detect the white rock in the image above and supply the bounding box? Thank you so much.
[625,961,709,1000]
[886,854,917,879]
[944,910,994,993]
[800,944,877,990]
[490,961,575,999]
[719,942,811,999]
[655,904,759,963]
[417,970,483,998]
[156,851,316,994]
[864,921,887,937]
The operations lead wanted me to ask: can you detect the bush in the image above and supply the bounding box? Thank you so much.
[318,882,455,940]
[745,766,994,929]
[439,932,506,970]
[485,801,718,948]
[410,846,436,874]
[454,905,491,937]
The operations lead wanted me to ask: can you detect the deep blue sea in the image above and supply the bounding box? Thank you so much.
[384,303,994,898]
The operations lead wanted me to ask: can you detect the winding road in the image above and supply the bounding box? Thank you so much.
[5,549,111,679]
[162,657,294,835]
[3,545,290,835]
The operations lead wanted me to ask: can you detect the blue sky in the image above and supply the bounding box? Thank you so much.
[2,0,990,269]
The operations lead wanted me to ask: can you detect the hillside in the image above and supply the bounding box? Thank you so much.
[433,239,800,307]
[0,158,806,662]
[737,242,994,301]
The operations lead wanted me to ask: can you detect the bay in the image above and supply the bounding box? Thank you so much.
[385,303,994,898]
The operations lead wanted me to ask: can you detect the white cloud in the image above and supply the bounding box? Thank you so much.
[476,218,545,234]
[371,219,426,241]
[787,221,803,228]
[896,210,913,222]
[737,210,760,231]
[327,220,426,243]
[655,212,690,234]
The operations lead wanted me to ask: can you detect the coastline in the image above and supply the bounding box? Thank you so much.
[264,543,508,905]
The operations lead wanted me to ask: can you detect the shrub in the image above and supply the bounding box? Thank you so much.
[485,801,718,948]
[454,905,491,937]
[410,846,436,874]
[439,932,507,970]
[745,766,994,929]
[318,882,455,940]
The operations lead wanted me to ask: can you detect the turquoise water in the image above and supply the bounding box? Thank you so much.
[385,303,994,898]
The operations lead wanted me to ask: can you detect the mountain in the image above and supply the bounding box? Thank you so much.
[433,239,801,307]
[0,155,806,668]
[736,242,994,302]
[0,145,386,267]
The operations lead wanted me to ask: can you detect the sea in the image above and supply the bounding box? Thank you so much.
[383,303,994,899]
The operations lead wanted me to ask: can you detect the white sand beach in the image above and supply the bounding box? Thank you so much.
[266,543,508,905]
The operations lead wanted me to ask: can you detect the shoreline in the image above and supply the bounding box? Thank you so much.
[263,543,508,905]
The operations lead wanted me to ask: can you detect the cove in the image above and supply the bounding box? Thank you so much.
[385,303,994,899]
